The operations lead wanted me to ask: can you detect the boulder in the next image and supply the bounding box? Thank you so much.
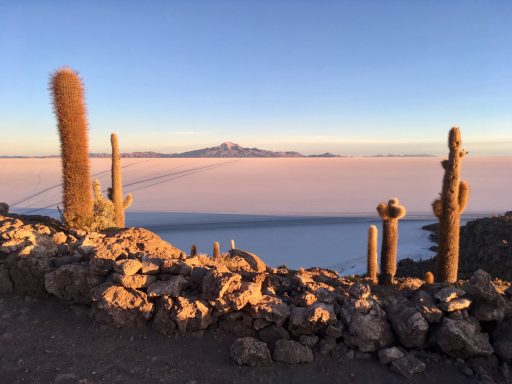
[44,264,90,304]
[0,264,13,294]
[434,287,466,303]
[438,298,472,312]
[299,335,319,348]
[411,289,443,323]
[112,273,156,289]
[172,296,212,334]
[464,269,506,322]
[306,302,336,332]
[91,284,154,327]
[114,259,142,276]
[491,319,512,363]
[390,353,426,378]
[386,297,429,348]
[8,255,53,297]
[215,282,263,313]
[273,339,314,364]
[435,317,494,359]
[247,295,290,327]
[340,294,394,352]
[152,296,177,336]
[258,324,290,348]
[227,249,267,273]
[202,267,241,300]
[230,337,272,367]
[378,347,404,365]
[147,276,188,298]
[220,311,257,338]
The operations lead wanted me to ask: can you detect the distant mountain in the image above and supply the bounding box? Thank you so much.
[171,142,304,158]
[366,154,436,158]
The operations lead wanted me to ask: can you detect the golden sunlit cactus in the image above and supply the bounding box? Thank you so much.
[367,225,378,284]
[424,271,435,285]
[190,244,197,257]
[433,127,470,283]
[377,198,406,285]
[230,239,236,250]
[50,67,93,228]
[108,133,133,227]
[213,241,220,258]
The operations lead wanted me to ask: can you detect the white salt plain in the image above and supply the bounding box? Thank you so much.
[1,157,509,274]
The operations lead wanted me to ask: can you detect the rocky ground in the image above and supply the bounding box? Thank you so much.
[1,213,512,383]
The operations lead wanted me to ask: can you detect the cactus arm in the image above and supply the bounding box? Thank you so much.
[458,180,470,214]
[123,194,133,209]
[432,198,443,218]
[377,203,389,219]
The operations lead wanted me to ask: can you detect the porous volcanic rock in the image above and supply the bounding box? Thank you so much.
[230,337,272,367]
[45,264,90,304]
[273,339,314,364]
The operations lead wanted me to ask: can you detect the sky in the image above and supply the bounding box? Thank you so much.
[0,0,511,156]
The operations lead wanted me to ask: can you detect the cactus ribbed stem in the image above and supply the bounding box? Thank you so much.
[367,225,378,284]
[190,244,197,257]
[213,241,220,258]
[50,68,93,228]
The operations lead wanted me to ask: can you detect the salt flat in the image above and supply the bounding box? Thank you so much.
[1,157,510,215]
[1,157,509,271]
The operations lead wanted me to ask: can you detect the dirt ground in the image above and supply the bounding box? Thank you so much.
[0,294,478,384]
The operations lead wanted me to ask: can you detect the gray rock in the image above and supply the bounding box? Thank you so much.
[435,317,494,359]
[390,353,426,378]
[299,335,319,348]
[434,287,465,302]
[114,259,142,276]
[44,264,90,304]
[247,295,290,327]
[0,202,9,215]
[202,267,241,300]
[411,289,443,323]
[0,264,13,294]
[230,337,272,367]
[492,319,512,363]
[318,337,337,355]
[386,297,429,348]
[464,269,506,322]
[273,339,314,364]
[378,347,404,365]
[258,324,290,349]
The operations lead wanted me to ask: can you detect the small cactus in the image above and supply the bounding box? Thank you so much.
[424,271,435,285]
[190,244,197,257]
[0,202,9,215]
[50,67,93,229]
[367,225,378,284]
[433,127,470,283]
[91,179,115,230]
[108,133,133,227]
[377,198,406,285]
[213,241,220,258]
[230,239,236,250]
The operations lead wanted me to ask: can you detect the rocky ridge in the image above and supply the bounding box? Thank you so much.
[1,213,512,381]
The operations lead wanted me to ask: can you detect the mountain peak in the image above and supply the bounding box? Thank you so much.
[219,142,239,150]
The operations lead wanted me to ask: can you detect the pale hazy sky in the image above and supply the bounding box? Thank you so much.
[1,1,511,156]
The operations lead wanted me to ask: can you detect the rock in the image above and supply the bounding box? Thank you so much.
[390,353,426,378]
[306,302,336,332]
[140,256,161,275]
[411,290,444,323]
[258,324,290,348]
[202,267,241,300]
[0,264,13,294]
[226,249,267,273]
[230,337,272,367]
[492,319,512,363]
[464,270,506,322]
[220,311,257,338]
[91,284,154,327]
[88,228,183,275]
[273,339,314,364]
[147,276,188,298]
[44,264,90,304]
[340,296,394,352]
[172,296,212,334]
[9,255,53,297]
[386,297,429,348]
[288,307,313,336]
[247,295,290,327]
[435,317,494,359]
[318,337,337,355]
[114,259,142,276]
[325,323,344,338]
[378,347,404,365]
[112,273,156,289]
[299,335,319,348]
[434,287,465,302]
[438,298,472,312]
[218,281,263,311]
[152,297,177,336]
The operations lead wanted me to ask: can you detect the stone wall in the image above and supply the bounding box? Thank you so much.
[1,214,512,379]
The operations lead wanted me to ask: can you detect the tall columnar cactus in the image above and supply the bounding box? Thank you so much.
[50,68,93,228]
[377,198,406,285]
[108,133,133,227]
[213,241,220,258]
[190,244,197,257]
[367,225,378,284]
[433,127,470,283]
[230,239,236,250]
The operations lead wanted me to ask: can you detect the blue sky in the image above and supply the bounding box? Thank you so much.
[1,1,511,155]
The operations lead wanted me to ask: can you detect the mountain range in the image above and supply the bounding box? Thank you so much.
[1,142,435,158]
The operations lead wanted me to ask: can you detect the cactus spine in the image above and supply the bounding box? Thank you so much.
[190,244,197,257]
[433,127,470,283]
[367,225,378,284]
[213,241,220,258]
[109,133,133,227]
[50,68,93,228]
[424,271,435,285]
[377,198,406,285]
